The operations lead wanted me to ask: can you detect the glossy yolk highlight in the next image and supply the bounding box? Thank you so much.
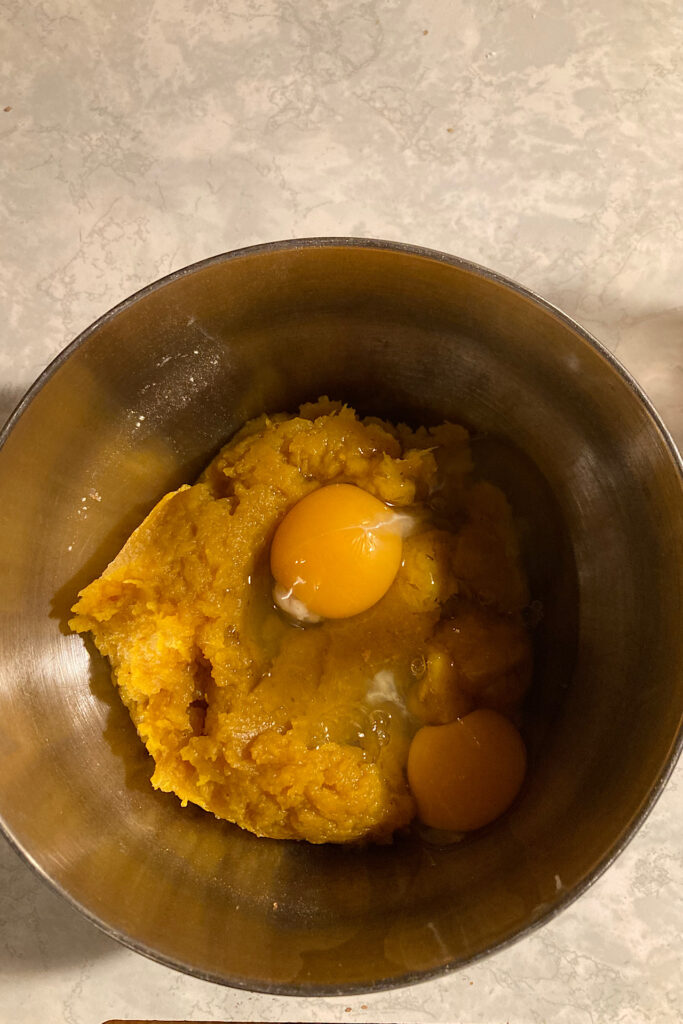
[270,483,404,620]
[407,708,526,831]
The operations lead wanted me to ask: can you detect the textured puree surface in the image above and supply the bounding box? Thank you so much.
[70,399,532,844]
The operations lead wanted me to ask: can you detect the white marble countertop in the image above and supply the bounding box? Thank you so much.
[1,1,681,1022]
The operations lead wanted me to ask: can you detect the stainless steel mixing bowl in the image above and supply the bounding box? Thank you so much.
[0,239,681,994]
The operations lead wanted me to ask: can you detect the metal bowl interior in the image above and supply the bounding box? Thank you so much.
[0,239,681,994]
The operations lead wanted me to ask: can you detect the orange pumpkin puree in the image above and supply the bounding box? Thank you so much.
[70,398,531,843]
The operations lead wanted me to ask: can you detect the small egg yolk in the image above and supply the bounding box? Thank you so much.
[407,708,526,831]
[270,483,403,620]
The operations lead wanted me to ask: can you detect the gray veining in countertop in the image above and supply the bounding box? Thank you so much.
[1,1,681,1022]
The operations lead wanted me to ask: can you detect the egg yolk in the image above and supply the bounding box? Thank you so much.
[270,483,404,620]
[407,709,526,831]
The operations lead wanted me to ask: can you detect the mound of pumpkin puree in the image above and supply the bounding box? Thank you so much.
[70,398,532,844]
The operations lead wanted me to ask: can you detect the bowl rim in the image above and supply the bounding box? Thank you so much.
[1,236,682,997]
